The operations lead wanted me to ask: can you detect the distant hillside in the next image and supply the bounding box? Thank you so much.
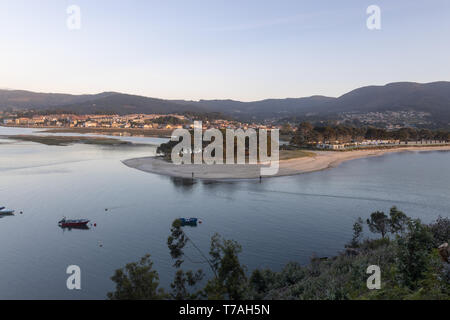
[0,90,115,110]
[320,82,450,116]
[192,82,450,121]
[191,96,336,120]
[45,93,206,115]
[1,82,450,124]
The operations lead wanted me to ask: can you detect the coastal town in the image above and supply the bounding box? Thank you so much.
[2,110,450,151]
[339,111,433,129]
[0,112,278,131]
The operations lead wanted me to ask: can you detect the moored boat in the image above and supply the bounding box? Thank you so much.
[0,207,15,216]
[58,218,90,228]
[179,218,198,226]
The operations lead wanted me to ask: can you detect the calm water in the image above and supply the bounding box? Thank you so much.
[1,126,449,299]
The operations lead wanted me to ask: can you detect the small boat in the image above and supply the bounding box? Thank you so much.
[0,207,15,216]
[179,218,198,226]
[58,218,90,228]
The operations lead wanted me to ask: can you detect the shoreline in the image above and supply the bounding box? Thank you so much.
[0,125,172,138]
[122,145,450,180]
[4,134,131,146]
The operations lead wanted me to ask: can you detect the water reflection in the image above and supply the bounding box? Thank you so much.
[170,177,197,189]
[59,225,91,231]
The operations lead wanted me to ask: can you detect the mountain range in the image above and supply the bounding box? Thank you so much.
[1,82,450,124]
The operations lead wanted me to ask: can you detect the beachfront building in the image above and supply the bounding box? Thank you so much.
[84,121,98,128]
[360,139,400,146]
[316,143,346,150]
[316,139,401,150]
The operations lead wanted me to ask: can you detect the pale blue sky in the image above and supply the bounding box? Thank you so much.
[0,0,449,101]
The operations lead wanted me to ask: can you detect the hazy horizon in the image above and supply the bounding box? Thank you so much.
[2,80,450,103]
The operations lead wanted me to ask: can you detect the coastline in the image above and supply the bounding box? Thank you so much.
[122,145,450,180]
[0,125,172,138]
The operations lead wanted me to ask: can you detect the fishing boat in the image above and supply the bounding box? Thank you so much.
[0,207,15,216]
[58,218,90,228]
[179,218,198,226]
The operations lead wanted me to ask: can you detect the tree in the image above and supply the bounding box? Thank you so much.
[167,219,206,299]
[291,122,314,146]
[419,129,433,141]
[348,217,364,248]
[167,219,189,268]
[298,121,313,134]
[249,269,268,296]
[322,126,336,142]
[107,254,167,300]
[388,206,410,235]
[428,216,450,247]
[367,211,389,238]
[204,234,247,300]
[395,128,409,142]
[170,269,204,300]
[396,219,435,289]
[280,123,293,135]
[153,116,188,125]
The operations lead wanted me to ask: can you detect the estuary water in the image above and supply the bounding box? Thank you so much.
[0,126,449,299]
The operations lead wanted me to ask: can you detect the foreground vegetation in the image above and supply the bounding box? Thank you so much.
[7,135,131,146]
[108,208,449,300]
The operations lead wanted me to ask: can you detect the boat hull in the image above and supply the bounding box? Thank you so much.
[0,210,15,216]
[179,218,198,226]
[58,219,90,228]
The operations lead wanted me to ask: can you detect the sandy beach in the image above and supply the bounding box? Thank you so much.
[122,145,450,180]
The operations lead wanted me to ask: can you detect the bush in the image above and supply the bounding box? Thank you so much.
[395,220,435,289]
[429,216,450,247]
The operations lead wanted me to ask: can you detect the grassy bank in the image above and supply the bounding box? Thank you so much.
[155,149,316,163]
[42,127,173,138]
[7,135,131,146]
[279,149,316,160]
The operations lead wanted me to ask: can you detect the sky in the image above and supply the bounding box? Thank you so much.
[0,0,449,101]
